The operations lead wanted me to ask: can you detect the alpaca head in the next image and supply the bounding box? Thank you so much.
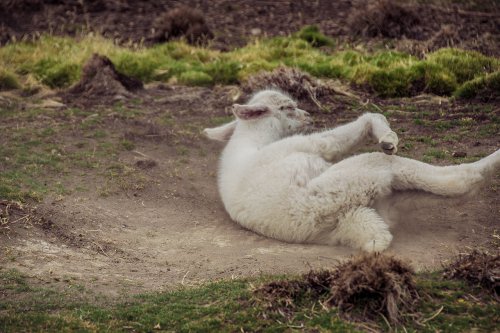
[203,89,310,142]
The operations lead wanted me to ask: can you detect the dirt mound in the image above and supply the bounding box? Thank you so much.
[244,67,331,105]
[258,254,419,324]
[63,53,142,106]
[347,0,422,39]
[149,6,213,45]
[443,250,499,296]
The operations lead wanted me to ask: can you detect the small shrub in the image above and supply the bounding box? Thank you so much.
[0,69,21,90]
[178,71,213,86]
[295,25,334,48]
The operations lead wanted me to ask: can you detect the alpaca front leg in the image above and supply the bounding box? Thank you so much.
[317,113,399,161]
[329,207,393,252]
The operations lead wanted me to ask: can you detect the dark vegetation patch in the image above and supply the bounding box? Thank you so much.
[257,254,420,324]
[244,67,333,105]
[295,25,335,48]
[443,250,500,296]
[135,158,158,170]
[149,6,213,45]
[63,53,143,106]
[347,0,422,39]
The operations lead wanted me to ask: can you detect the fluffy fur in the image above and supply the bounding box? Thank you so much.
[204,90,500,252]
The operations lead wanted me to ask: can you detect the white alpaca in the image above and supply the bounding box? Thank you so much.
[204,89,500,252]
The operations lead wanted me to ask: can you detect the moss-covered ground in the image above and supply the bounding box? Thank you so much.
[1,28,498,98]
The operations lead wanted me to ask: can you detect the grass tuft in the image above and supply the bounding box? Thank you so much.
[0,69,21,90]
[295,25,335,48]
[454,70,500,100]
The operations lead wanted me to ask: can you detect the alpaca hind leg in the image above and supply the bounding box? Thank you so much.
[390,153,495,196]
[328,207,393,252]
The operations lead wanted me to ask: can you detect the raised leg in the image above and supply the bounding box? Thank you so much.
[269,113,399,162]
[316,113,399,161]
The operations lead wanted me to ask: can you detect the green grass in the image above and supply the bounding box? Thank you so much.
[0,103,141,202]
[1,34,498,97]
[0,269,497,333]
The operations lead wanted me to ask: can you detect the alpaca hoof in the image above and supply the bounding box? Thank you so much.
[379,131,398,155]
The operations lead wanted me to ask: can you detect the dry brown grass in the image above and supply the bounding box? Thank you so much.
[244,67,332,106]
[0,200,38,236]
[443,250,499,296]
[257,253,419,324]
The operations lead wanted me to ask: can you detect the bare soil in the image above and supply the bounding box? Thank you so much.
[1,0,499,55]
[0,83,498,296]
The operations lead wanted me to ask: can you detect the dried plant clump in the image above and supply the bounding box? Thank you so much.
[0,200,37,235]
[257,254,419,324]
[245,67,331,105]
[328,254,419,324]
[443,250,499,296]
[150,6,213,45]
[64,53,142,105]
[347,0,421,39]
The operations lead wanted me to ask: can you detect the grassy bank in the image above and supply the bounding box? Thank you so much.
[0,268,497,333]
[0,28,498,98]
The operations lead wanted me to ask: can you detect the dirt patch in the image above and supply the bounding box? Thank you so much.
[0,84,498,297]
[0,1,498,55]
[62,53,142,106]
[347,0,422,39]
[443,250,499,296]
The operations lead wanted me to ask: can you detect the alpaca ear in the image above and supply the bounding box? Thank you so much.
[232,104,271,120]
[203,120,237,142]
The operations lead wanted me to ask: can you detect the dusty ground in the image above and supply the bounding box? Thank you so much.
[0,0,499,297]
[0,83,498,296]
